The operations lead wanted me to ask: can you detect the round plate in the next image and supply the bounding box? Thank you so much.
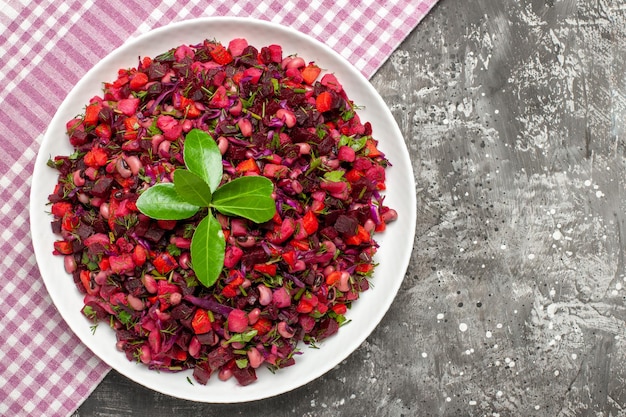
[29,17,416,403]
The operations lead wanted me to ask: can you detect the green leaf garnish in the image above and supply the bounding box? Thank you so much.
[323,170,345,182]
[136,183,200,220]
[190,213,225,287]
[183,129,223,192]
[173,169,212,207]
[225,329,258,344]
[211,176,276,223]
[339,134,367,151]
[136,129,276,288]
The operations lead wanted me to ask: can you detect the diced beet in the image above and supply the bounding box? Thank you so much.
[207,346,235,370]
[50,219,62,234]
[240,247,269,267]
[315,136,335,155]
[143,226,165,243]
[192,362,213,385]
[75,223,95,240]
[90,177,113,197]
[314,317,340,341]
[170,302,194,320]
[196,330,219,346]
[231,366,257,386]
[334,214,358,236]
[319,226,339,240]
[123,276,146,297]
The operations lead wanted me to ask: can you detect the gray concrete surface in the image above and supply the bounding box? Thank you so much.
[74,1,626,416]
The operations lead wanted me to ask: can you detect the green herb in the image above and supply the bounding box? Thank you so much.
[323,170,345,182]
[224,329,258,344]
[338,134,367,151]
[136,129,276,288]
[271,78,280,94]
[235,358,249,369]
[83,305,98,321]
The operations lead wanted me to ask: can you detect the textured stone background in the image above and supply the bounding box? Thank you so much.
[75,1,626,416]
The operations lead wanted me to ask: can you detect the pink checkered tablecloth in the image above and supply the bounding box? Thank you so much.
[0,1,438,415]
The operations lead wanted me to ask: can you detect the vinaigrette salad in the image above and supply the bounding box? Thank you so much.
[47,37,397,386]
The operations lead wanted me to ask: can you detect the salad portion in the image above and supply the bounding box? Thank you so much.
[47,37,397,386]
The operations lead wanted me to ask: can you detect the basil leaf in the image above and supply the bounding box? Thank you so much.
[173,169,212,207]
[211,176,276,223]
[136,183,199,220]
[183,129,223,192]
[190,213,225,287]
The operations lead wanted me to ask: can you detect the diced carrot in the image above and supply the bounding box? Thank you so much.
[345,169,364,183]
[282,250,297,268]
[221,285,238,298]
[191,309,212,334]
[364,139,382,158]
[51,202,72,217]
[208,42,233,65]
[356,263,374,274]
[53,240,73,255]
[301,211,318,235]
[252,317,273,335]
[83,147,108,168]
[95,123,112,140]
[301,64,321,85]
[235,158,260,174]
[290,239,310,251]
[79,270,98,295]
[325,271,342,286]
[84,102,102,126]
[253,263,277,276]
[356,225,370,243]
[179,96,201,118]
[129,72,148,90]
[331,303,347,315]
[315,91,333,113]
[153,252,177,274]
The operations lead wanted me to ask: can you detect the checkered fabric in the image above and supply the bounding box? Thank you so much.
[0,0,438,415]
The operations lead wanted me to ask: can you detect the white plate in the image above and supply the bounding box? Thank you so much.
[29,17,416,403]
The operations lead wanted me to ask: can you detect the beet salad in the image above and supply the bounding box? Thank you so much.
[47,37,397,386]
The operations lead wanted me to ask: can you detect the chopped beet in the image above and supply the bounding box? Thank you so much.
[170,302,194,320]
[143,226,165,243]
[207,346,235,370]
[90,177,114,197]
[334,214,358,236]
[192,362,213,385]
[232,366,257,386]
[195,330,219,346]
[240,247,269,267]
[313,317,340,341]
